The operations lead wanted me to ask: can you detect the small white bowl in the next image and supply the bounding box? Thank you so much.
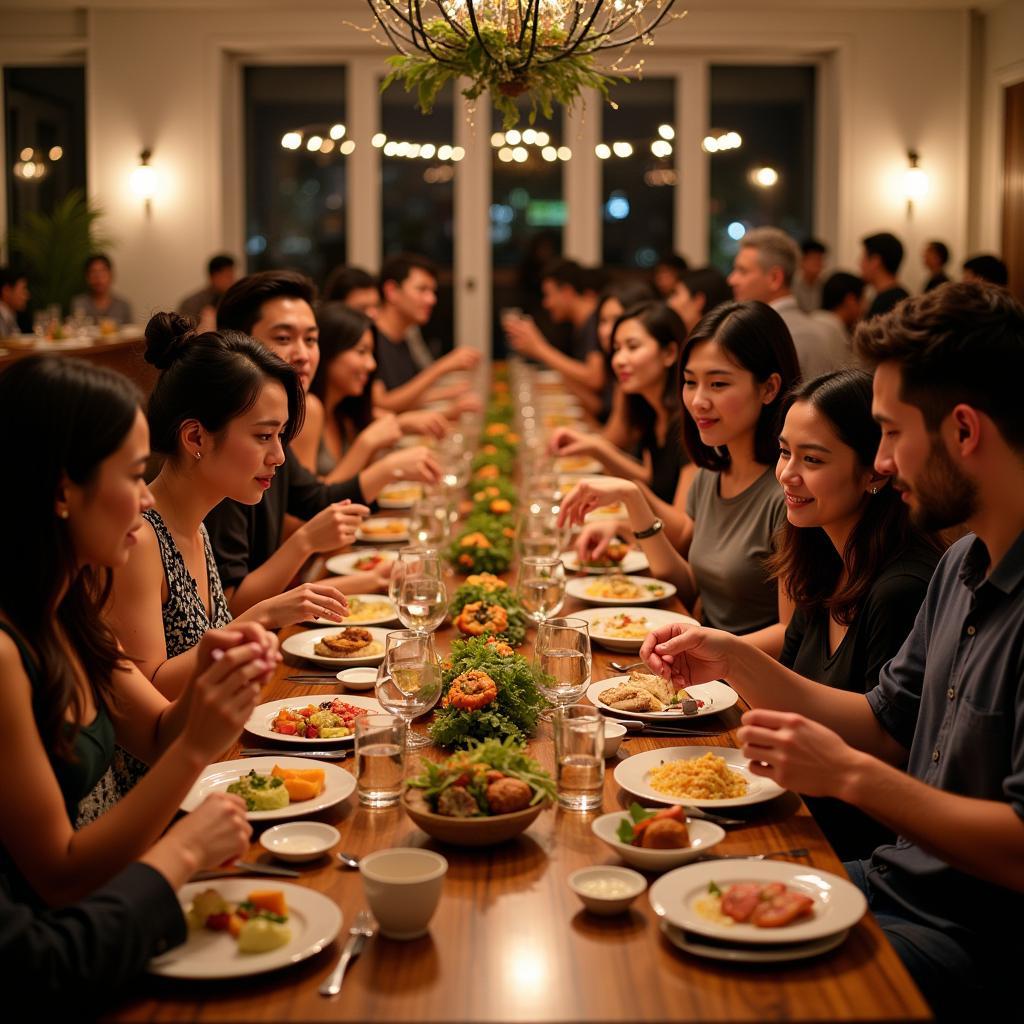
[591,812,725,871]
[568,866,647,915]
[602,721,627,758]
[259,822,340,863]
[336,667,378,691]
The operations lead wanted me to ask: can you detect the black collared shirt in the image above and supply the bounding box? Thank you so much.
[865,530,1024,943]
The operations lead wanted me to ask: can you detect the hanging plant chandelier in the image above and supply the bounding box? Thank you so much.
[368,0,680,127]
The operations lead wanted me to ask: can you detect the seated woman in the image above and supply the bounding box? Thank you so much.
[667,266,733,333]
[0,354,274,908]
[550,302,690,504]
[292,303,449,482]
[560,301,800,654]
[770,368,942,858]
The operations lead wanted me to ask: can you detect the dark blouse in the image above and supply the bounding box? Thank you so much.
[639,418,687,504]
[780,536,940,859]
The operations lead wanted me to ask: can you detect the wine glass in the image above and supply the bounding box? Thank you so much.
[518,556,566,623]
[388,546,443,606]
[533,617,592,721]
[515,505,565,560]
[374,630,443,749]
[409,495,451,547]
[397,574,448,634]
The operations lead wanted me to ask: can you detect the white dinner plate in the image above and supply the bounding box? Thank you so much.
[587,676,738,721]
[649,860,867,946]
[378,481,423,508]
[572,606,697,652]
[554,456,603,475]
[614,746,786,809]
[281,625,389,666]
[325,548,396,577]
[584,502,627,523]
[660,920,850,963]
[180,756,356,821]
[149,880,342,979]
[306,595,398,628]
[561,549,650,576]
[244,694,383,746]
[566,575,676,606]
[355,517,410,544]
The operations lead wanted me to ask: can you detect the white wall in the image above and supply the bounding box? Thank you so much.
[0,2,982,315]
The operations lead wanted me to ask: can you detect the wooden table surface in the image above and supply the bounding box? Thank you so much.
[105,562,930,1023]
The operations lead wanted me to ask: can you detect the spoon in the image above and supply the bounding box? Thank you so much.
[336,851,360,869]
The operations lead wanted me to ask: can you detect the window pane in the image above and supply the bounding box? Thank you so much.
[708,65,816,273]
[4,67,87,235]
[380,82,455,350]
[491,100,565,356]
[244,66,347,286]
[601,77,676,269]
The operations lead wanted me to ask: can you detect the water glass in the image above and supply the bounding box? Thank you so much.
[355,714,406,808]
[375,630,442,749]
[553,705,604,812]
[518,556,566,623]
[516,507,565,560]
[533,616,592,719]
[388,546,443,605]
[397,575,448,633]
[409,495,450,546]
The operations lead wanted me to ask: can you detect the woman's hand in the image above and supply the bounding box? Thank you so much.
[557,476,640,529]
[377,446,443,486]
[574,521,621,564]
[298,500,369,555]
[639,623,733,689]
[548,427,595,458]
[247,583,350,629]
[361,414,403,452]
[397,409,449,439]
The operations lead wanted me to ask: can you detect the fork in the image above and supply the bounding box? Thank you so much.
[609,660,646,673]
[239,747,352,760]
[319,911,375,997]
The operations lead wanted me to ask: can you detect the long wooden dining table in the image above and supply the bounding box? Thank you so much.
[105,552,930,1022]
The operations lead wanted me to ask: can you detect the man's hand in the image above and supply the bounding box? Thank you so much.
[503,316,548,360]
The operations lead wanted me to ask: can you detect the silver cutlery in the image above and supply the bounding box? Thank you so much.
[239,747,352,760]
[285,674,340,682]
[742,847,810,860]
[319,910,375,997]
[609,660,646,673]
[336,851,360,869]
[192,859,301,881]
[682,807,746,827]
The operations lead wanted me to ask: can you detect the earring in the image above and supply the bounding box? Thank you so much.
[870,486,879,495]
[194,451,202,461]
[58,508,69,520]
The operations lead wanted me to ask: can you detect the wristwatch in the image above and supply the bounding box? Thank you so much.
[633,518,663,540]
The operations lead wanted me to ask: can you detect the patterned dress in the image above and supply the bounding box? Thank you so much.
[75,508,232,826]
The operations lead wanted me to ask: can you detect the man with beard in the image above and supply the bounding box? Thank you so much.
[637,282,1024,1020]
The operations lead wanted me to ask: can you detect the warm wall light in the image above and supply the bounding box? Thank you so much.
[130,149,157,201]
[903,150,928,215]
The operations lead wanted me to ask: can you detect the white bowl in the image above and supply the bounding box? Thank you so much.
[568,866,647,915]
[259,822,340,863]
[337,667,378,691]
[602,721,627,758]
[591,812,725,871]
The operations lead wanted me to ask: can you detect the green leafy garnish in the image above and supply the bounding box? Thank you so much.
[616,802,657,844]
[449,580,528,647]
[708,881,722,897]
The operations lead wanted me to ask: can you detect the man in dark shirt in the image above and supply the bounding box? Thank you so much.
[207,270,371,613]
[922,240,950,292]
[861,232,910,318]
[640,283,1024,1017]
[177,253,237,324]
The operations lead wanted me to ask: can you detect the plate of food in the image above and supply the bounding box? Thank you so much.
[355,517,410,544]
[587,672,738,721]
[572,607,697,652]
[150,880,342,979]
[584,502,628,523]
[554,455,603,475]
[659,920,850,964]
[378,481,423,508]
[567,574,676,606]
[560,545,649,575]
[613,746,786,809]
[307,595,397,627]
[244,694,382,745]
[325,548,396,576]
[180,756,356,821]
[281,625,388,666]
[592,807,726,871]
[649,860,867,947]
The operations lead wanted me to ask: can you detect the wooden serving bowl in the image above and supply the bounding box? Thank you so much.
[402,788,548,846]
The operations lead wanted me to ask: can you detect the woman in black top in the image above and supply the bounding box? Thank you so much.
[550,301,689,504]
[770,368,943,858]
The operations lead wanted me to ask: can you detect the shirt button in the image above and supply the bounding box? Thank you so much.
[932,749,940,762]
[966,625,976,636]
[947,687,955,700]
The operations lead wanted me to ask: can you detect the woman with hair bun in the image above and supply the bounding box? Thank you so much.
[0,353,273,907]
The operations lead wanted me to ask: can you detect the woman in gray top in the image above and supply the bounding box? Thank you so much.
[561,301,799,654]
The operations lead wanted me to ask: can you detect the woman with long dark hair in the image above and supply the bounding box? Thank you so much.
[293,303,448,481]
[560,301,800,652]
[0,355,273,907]
[550,301,689,504]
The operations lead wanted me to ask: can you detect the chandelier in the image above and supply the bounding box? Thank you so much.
[369,0,680,127]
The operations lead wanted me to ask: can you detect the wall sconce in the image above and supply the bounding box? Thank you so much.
[130,149,157,212]
[903,150,929,216]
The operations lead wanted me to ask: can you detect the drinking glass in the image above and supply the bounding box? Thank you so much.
[516,506,565,560]
[533,616,592,721]
[355,714,407,808]
[518,556,566,623]
[374,630,442,749]
[553,704,604,811]
[388,546,443,606]
[409,495,450,547]
[397,575,448,634]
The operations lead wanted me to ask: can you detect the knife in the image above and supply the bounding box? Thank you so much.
[191,859,301,881]
[240,747,352,760]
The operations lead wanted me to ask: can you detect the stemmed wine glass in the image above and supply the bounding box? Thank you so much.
[515,504,566,560]
[374,630,442,749]
[396,574,448,634]
[409,495,451,547]
[518,556,566,624]
[533,617,592,722]
[389,546,443,606]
